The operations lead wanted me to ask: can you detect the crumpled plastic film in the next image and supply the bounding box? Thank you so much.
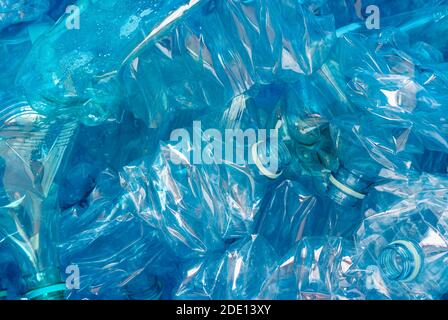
[1,0,448,300]
[175,235,279,300]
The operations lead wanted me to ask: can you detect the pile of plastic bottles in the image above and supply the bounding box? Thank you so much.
[1,0,448,300]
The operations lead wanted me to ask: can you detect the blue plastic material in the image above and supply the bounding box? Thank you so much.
[175,235,279,300]
[0,95,76,299]
[1,0,448,300]
[258,237,364,300]
[0,245,22,300]
[0,1,50,32]
[355,173,448,299]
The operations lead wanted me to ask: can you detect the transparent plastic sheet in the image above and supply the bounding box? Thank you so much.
[0,0,448,300]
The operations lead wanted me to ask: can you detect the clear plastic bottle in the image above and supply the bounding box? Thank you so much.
[0,0,50,32]
[0,96,77,299]
[59,166,166,300]
[258,236,364,300]
[0,246,22,300]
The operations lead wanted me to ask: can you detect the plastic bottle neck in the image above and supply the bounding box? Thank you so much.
[251,140,291,180]
[327,167,370,206]
[378,240,423,282]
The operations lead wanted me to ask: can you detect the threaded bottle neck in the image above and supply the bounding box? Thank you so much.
[327,167,370,206]
[378,240,423,282]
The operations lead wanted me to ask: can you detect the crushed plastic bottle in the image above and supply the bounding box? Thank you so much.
[355,173,448,299]
[0,0,50,32]
[175,235,279,300]
[254,179,319,256]
[258,236,364,300]
[16,0,209,125]
[1,0,448,301]
[125,136,289,258]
